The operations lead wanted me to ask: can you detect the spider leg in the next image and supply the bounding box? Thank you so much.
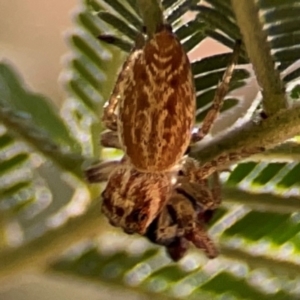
[85,160,120,183]
[177,181,217,210]
[177,158,221,210]
[211,171,221,208]
[102,34,145,131]
[191,41,241,143]
[101,69,124,131]
[102,50,136,131]
[145,205,178,246]
[185,221,218,259]
[166,237,189,261]
[101,130,122,149]
[85,129,123,183]
[169,191,218,259]
[145,207,190,261]
[194,146,265,179]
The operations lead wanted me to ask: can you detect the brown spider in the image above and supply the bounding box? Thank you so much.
[86,23,240,259]
[87,152,220,260]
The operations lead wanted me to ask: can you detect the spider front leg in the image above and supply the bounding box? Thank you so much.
[85,160,121,183]
[146,205,178,246]
[101,48,134,131]
[167,192,218,258]
[145,186,219,261]
[143,193,196,261]
[101,34,145,132]
[178,173,221,210]
[191,40,241,143]
[101,63,126,131]
[178,158,222,210]
[165,237,189,261]
[85,132,123,183]
[101,130,121,149]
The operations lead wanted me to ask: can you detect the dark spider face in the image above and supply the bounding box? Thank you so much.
[101,165,172,235]
[145,204,178,245]
[144,186,218,261]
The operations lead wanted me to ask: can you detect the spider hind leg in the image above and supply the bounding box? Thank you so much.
[191,41,241,144]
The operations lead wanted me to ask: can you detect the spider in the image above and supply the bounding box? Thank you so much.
[87,151,220,260]
[86,23,240,259]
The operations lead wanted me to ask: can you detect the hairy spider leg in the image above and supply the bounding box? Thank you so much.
[166,192,218,258]
[101,34,145,131]
[191,41,241,143]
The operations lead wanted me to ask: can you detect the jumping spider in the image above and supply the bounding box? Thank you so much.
[86,23,240,260]
[87,148,221,260]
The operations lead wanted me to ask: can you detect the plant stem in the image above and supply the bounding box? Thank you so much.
[231,0,287,115]
[136,0,164,37]
[191,105,300,165]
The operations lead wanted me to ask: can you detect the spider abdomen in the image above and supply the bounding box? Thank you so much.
[118,27,196,172]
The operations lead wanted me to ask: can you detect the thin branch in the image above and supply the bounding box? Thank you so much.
[223,187,300,214]
[231,0,287,115]
[136,0,164,37]
[0,200,102,281]
[191,105,300,165]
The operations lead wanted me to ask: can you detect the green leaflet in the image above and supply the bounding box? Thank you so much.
[0,62,80,152]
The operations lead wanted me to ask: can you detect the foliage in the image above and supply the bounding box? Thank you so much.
[1,0,300,299]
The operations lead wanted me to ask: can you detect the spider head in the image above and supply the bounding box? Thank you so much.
[101,165,172,235]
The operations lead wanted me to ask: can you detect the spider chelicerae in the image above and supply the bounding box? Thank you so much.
[86,23,241,260]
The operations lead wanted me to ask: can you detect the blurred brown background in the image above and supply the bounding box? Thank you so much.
[0,0,76,106]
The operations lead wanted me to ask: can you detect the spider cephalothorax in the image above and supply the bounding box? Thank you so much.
[86,22,242,260]
[101,164,173,235]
